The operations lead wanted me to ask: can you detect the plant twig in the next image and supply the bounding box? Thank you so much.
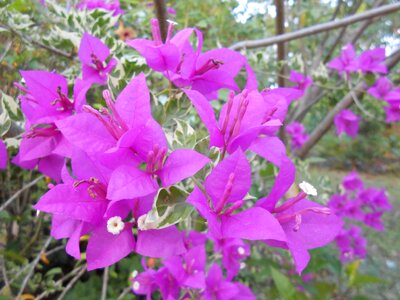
[16,236,52,300]
[0,23,73,59]
[116,286,132,300]
[56,266,87,300]
[0,175,44,212]
[101,267,109,300]
[229,3,400,50]
[153,0,168,42]
[35,265,86,300]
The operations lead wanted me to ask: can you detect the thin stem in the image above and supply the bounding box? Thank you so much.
[101,267,109,300]
[0,175,44,211]
[16,236,52,300]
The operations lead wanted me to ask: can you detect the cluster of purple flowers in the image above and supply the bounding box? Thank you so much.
[328,171,391,262]
[285,122,309,149]
[328,43,400,135]
[6,19,346,298]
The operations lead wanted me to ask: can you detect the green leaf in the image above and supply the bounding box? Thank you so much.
[139,186,193,229]
[270,266,297,300]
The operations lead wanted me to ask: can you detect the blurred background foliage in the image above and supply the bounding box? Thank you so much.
[0,0,399,299]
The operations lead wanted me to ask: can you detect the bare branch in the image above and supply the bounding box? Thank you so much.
[230,3,400,50]
[153,0,168,42]
[275,0,286,87]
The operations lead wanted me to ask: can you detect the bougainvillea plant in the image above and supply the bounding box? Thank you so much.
[1,2,396,298]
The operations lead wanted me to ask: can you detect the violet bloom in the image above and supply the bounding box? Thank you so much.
[358,187,391,212]
[335,226,367,262]
[327,44,359,77]
[184,89,282,155]
[77,0,124,16]
[35,151,185,270]
[384,101,400,123]
[250,149,342,273]
[342,171,363,191]
[334,109,360,138]
[13,71,91,181]
[163,243,207,288]
[214,238,250,280]
[78,33,117,85]
[128,19,257,100]
[285,122,309,150]
[188,150,286,243]
[0,140,7,169]
[358,48,387,74]
[289,70,313,92]
[106,139,210,201]
[204,264,256,300]
[367,77,400,101]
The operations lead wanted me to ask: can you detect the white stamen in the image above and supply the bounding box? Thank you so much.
[132,281,140,291]
[299,181,317,196]
[237,246,245,255]
[106,216,125,235]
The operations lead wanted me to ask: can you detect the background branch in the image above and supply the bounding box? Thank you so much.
[229,3,400,50]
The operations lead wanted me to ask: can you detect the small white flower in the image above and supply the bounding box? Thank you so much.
[299,181,317,196]
[131,270,138,279]
[167,19,178,25]
[237,246,245,255]
[106,216,125,235]
[132,281,140,291]
[240,262,246,270]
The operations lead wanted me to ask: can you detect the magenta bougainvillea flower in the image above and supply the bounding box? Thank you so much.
[289,70,313,92]
[367,77,400,101]
[107,145,210,200]
[342,170,364,191]
[77,0,123,16]
[128,19,257,100]
[12,71,91,180]
[384,101,400,122]
[334,109,360,138]
[336,226,367,262]
[250,150,342,273]
[285,122,309,149]
[0,139,7,169]
[35,151,186,270]
[204,264,256,300]
[358,48,387,74]
[327,44,359,77]
[56,73,154,156]
[78,32,117,85]
[187,150,286,242]
[214,238,250,280]
[184,89,282,154]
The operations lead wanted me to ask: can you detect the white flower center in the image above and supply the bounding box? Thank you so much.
[132,281,140,291]
[299,181,317,196]
[106,216,125,235]
[237,246,245,255]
